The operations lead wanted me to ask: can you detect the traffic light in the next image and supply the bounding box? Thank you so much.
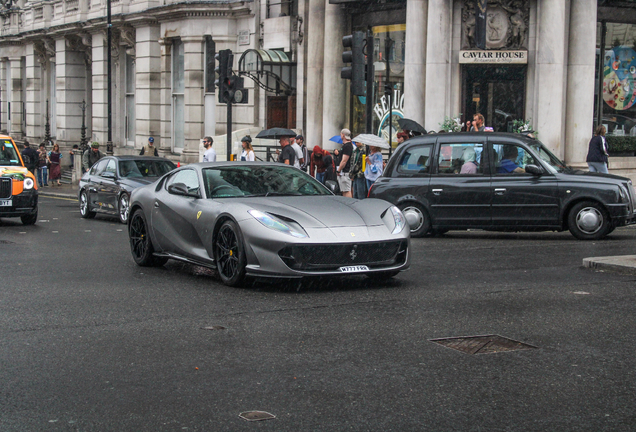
[224,75,249,104]
[215,49,233,103]
[341,31,366,96]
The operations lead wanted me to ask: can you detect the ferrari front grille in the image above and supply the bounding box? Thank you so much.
[0,178,11,199]
[279,240,407,270]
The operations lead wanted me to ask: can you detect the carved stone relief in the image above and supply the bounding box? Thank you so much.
[34,41,48,70]
[120,26,135,59]
[462,0,529,50]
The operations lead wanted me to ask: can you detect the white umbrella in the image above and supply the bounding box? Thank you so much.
[351,134,390,149]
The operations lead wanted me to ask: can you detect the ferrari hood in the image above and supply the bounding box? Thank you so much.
[237,196,391,228]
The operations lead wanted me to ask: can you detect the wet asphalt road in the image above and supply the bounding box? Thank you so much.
[2,195,636,431]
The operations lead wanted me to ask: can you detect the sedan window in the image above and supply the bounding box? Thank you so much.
[103,159,117,176]
[90,159,109,176]
[396,145,432,176]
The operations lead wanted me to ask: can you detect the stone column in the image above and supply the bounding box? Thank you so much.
[306,0,325,149]
[135,25,161,152]
[424,0,452,133]
[91,32,108,146]
[564,0,596,167]
[534,1,569,158]
[321,0,347,151]
[9,57,23,140]
[403,0,427,125]
[158,39,172,157]
[55,39,87,147]
[25,44,42,144]
[181,36,205,164]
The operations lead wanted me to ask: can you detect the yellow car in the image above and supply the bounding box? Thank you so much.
[0,135,38,225]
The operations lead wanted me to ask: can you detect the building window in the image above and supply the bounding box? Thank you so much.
[172,39,185,152]
[125,53,135,146]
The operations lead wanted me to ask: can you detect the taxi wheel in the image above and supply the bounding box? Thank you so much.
[118,193,130,224]
[398,202,430,237]
[568,201,611,240]
[129,209,167,267]
[214,220,247,287]
[79,190,96,219]
[21,209,38,225]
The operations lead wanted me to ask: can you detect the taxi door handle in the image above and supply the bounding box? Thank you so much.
[432,189,443,196]
[494,188,506,195]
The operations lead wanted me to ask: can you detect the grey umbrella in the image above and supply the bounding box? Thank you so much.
[351,134,390,149]
[255,128,297,139]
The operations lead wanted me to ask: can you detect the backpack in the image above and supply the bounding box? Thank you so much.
[22,149,36,170]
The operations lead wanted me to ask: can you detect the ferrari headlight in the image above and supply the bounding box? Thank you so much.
[248,209,307,238]
[390,206,406,234]
[23,177,34,190]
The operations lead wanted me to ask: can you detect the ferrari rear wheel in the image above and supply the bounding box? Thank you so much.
[214,220,247,287]
[129,209,166,267]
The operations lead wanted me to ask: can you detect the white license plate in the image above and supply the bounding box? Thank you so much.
[339,265,369,273]
[0,199,12,207]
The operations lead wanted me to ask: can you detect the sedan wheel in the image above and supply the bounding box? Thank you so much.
[568,201,611,240]
[129,209,167,267]
[398,202,430,237]
[118,193,130,224]
[214,220,247,287]
[79,190,96,219]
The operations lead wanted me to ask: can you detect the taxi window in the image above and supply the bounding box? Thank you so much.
[396,144,433,176]
[492,144,537,175]
[437,143,484,174]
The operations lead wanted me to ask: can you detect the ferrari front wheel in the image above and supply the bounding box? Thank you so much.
[129,209,166,267]
[214,220,247,287]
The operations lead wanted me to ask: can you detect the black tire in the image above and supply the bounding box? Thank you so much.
[128,209,167,267]
[367,270,400,280]
[21,209,38,225]
[567,201,611,240]
[79,190,96,219]
[214,220,247,287]
[118,193,130,224]
[398,202,431,237]
[431,228,449,236]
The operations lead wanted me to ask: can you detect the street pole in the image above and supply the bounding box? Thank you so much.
[385,34,393,157]
[226,100,232,161]
[365,29,374,135]
[106,0,113,154]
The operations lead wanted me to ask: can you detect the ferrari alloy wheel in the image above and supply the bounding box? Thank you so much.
[568,201,611,240]
[79,190,96,219]
[118,193,130,224]
[398,202,430,237]
[129,209,166,267]
[214,220,247,287]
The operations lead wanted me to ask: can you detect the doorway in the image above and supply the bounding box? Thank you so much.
[462,65,526,132]
[266,95,296,129]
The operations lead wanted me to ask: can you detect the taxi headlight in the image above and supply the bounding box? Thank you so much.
[23,177,34,190]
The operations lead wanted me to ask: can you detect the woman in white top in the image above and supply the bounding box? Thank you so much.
[240,136,255,161]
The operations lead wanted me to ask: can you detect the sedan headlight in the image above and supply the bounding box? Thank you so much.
[389,206,406,234]
[23,177,34,190]
[248,209,307,238]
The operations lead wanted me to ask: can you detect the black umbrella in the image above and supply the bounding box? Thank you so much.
[398,118,427,135]
[255,128,297,139]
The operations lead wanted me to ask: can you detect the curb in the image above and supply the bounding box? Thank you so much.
[582,255,636,275]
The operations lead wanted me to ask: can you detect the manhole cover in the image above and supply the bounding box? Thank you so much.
[238,411,276,422]
[201,326,226,330]
[430,334,537,355]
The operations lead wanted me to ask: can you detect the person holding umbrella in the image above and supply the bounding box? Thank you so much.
[277,136,296,166]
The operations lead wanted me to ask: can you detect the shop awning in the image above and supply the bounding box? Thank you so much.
[238,49,296,96]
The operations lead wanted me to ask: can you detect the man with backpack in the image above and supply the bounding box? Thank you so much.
[21,141,38,175]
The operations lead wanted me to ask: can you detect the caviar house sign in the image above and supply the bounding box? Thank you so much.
[459,50,527,64]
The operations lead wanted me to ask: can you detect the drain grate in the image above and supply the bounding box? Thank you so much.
[239,411,276,422]
[430,334,537,355]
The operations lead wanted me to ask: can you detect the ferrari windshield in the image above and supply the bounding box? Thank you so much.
[0,140,21,166]
[203,165,331,198]
[527,141,571,174]
[119,159,176,178]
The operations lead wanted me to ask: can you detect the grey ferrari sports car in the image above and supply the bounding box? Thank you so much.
[127,162,410,286]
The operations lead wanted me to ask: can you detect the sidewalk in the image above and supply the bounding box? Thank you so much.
[583,254,636,275]
[37,183,79,199]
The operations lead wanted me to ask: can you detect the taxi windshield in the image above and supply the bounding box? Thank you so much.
[0,140,21,166]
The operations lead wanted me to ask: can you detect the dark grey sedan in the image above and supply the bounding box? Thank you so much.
[369,132,636,240]
[79,156,176,223]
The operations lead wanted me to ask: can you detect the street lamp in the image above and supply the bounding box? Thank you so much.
[106,0,113,154]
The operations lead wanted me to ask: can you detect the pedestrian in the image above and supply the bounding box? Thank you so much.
[48,142,63,186]
[240,136,255,161]
[296,135,309,171]
[202,136,217,162]
[140,137,158,156]
[21,140,39,175]
[69,144,79,169]
[336,128,354,197]
[310,145,328,183]
[467,113,485,132]
[323,149,337,183]
[397,132,409,146]
[364,146,384,190]
[349,140,367,199]
[586,125,609,174]
[277,136,296,166]
[290,136,304,169]
[37,143,50,187]
[82,142,103,173]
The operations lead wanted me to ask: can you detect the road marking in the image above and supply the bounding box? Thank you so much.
[40,196,78,202]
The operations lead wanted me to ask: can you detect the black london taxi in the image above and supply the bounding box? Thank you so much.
[368,132,636,240]
[0,135,38,225]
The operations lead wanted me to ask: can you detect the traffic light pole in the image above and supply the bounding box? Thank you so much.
[385,34,393,157]
[226,100,232,161]
[365,29,374,135]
